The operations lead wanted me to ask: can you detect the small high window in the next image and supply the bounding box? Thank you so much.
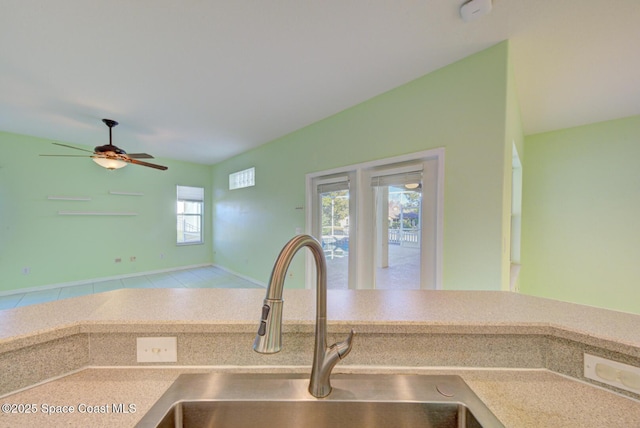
[177,185,204,245]
[229,167,255,190]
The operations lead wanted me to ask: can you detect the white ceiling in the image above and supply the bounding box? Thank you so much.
[1,0,639,165]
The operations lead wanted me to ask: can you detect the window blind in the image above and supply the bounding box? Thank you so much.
[317,176,349,194]
[370,170,423,187]
[177,185,204,201]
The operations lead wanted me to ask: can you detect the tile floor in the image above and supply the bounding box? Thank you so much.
[0,266,263,310]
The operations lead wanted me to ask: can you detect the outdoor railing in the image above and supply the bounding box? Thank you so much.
[389,228,420,246]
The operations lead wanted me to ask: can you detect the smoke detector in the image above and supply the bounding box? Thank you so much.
[460,0,492,22]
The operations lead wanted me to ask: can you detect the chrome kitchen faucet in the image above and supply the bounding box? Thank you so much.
[253,234,355,398]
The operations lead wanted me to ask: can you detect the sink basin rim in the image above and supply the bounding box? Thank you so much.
[135,373,504,428]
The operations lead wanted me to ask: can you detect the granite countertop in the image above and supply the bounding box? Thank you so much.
[1,367,639,428]
[1,289,640,355]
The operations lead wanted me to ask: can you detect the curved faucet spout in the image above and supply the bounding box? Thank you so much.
[253,234,355,398]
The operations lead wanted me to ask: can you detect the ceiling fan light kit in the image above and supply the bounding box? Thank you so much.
[92,156,128,170]
[40,119,168,171]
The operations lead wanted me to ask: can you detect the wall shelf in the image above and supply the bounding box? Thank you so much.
[109,191,144,196]
[48,196,92,201]
[58,211,139,216]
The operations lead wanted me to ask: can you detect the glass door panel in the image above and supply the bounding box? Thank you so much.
[320,188,350,289]
[373,184,422,289]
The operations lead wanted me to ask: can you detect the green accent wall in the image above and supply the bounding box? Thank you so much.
[212,42,513,290]
[520,115,640,314]
[0,131,212,292]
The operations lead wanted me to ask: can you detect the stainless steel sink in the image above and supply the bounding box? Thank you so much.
[135,373,504,428]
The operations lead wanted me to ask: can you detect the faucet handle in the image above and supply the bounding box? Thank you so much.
[310,329,356,398]
[332,329,355,359]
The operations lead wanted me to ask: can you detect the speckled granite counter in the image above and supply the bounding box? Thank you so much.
[1,289,639,426]
[2,289,639,351]
[1,367,639,427]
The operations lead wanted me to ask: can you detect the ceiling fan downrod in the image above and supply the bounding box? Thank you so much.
[102,119,118,146]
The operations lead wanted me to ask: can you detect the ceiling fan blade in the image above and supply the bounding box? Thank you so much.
[39,154,92,157]
[127,153,154,159]
[127,158,168,171]
[52,142,95,153]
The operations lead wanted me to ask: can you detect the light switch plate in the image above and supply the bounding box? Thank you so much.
[136,337,177,363]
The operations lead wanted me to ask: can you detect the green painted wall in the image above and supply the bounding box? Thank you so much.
[212,42,511,290]
[520,115,640,314]
[0,131,212,292]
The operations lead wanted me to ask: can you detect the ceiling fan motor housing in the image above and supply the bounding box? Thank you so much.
[94,144,127,155]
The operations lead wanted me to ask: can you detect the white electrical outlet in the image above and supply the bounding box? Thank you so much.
[137,337,177,363]
[584,353,640,393]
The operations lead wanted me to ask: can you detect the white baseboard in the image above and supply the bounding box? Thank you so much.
[0,264,213,297]
[211,264,267,288]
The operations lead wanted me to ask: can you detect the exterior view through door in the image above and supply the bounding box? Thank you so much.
[308,149,443,290]
[372,171,423,289]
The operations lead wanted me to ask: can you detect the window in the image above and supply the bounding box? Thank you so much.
[229,167,255,190]
[177,185,204,245]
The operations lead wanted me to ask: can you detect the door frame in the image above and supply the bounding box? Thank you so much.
[305,147,444,290]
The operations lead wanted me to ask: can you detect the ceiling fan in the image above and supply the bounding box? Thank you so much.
[40,119,168,171]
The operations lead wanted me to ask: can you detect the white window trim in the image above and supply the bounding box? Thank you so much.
[305,147,444,290]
